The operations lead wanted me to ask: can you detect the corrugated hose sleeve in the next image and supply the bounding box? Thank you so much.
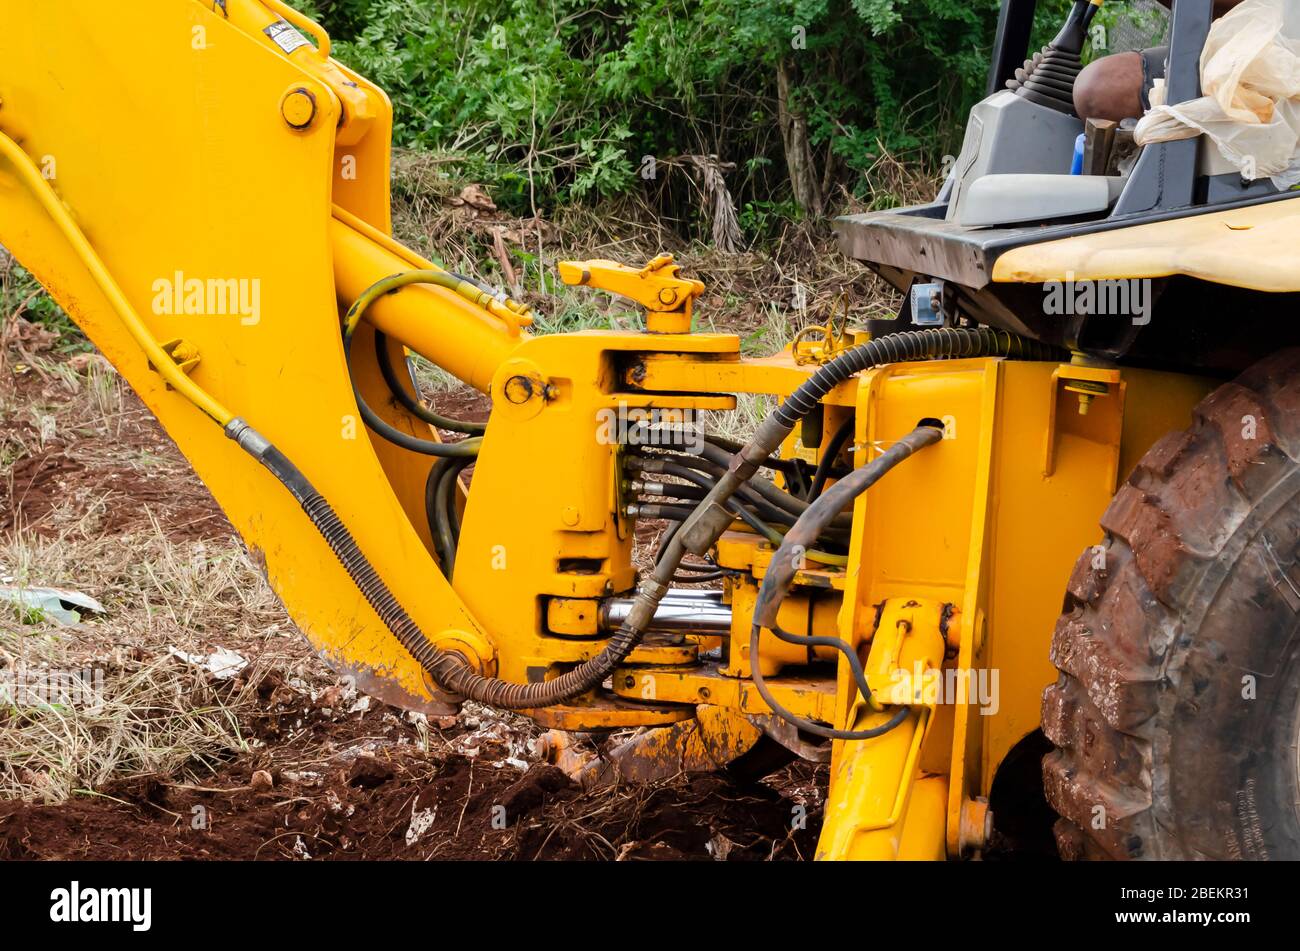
[224,417,650,709]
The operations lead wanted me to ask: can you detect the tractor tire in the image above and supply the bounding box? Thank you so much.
[1042,349,1300,860]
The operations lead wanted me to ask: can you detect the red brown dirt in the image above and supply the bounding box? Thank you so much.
[1,364,231,541]
[0,672,822,860]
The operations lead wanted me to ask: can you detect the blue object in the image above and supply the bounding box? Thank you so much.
[910,282,944,327]
[1070,132,1085,174]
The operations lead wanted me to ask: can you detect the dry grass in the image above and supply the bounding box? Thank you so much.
[0,344,326,804]
[0,521,311,804]
[388,145,927,353]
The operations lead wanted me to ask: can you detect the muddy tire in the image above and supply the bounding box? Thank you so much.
[1042,349,1300,860]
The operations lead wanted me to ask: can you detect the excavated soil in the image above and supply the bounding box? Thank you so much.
[0,341,824,860]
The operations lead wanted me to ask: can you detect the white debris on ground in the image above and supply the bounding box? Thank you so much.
[448,701,537,769]
[707,831,736,861]
[405,802,438,846]
[0,585,106,625]
[165,645,248,680]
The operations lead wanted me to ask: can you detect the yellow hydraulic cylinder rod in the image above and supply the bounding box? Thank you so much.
[329,213,526,393]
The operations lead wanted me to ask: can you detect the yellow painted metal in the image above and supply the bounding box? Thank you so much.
[816,599,948,859]
[526,697,695,730]
[612,664,840,724]
[720,573,841,677]
[820,357,1211,857]
[330,216,526,392]
[992,197,1300,291]
[0,0,492,715]
[558,254,705,334]
[218,0,380,146]
[594,704,765,781]
[0,0,1223,857]
[540,705,767,788]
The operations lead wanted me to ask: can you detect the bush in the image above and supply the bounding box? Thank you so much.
[298,0,1019,214]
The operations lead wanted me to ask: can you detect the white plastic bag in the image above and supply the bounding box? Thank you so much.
[1134,0,1300,187]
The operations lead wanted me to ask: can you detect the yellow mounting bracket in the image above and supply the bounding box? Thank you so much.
[791,291,853,365]
[557,254,705,334]
[149,338,201,387]
[864,598,948,707]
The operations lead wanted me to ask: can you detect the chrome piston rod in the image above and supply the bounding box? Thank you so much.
[599,588,731,634]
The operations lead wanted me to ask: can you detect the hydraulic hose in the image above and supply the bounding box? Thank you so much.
[807,418,855,500]
[331,204,534,331]
[425,456,460,573]
[675,328,1064,557]
[343,297,482,457]
[345,268,529,340]
[750,422,945,739]
[6,123,1064,713]
[703,435,800,476]
[436,456,472,552]
[635,444,851,530]
[631,456,801,528]
[694,441,855,530]
[374,330,486,435]
[635,466,848,566]
[225,416,672,708]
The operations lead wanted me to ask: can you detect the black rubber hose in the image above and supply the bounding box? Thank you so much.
[773,329,1061,430]
[225,327,1056,713]
[434,455,470,576]
[425,458,459,574]
[675,571,725,583]
[447,457,471,541]
[749,623,911,740]
[807,418,854,500]
[654,460,800,528]
[640,481,709,502]
[343,328,481,458]
[749,422,944,740]
[654,518,683,567]
[225,418,666,709]
[704,434,798,475]
[675,328,1063,555]
[374,330,486,435]
[767,621,877,710]
[675,561,721,573]
[635,446,851,530]
[654,523,726,581]
[636,501,847,566]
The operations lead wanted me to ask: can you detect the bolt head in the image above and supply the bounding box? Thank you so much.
[280,87,318,130]
[503,375,534,404]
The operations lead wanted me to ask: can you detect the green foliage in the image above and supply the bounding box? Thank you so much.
[1,260,91,353]
[302,0,1014,213]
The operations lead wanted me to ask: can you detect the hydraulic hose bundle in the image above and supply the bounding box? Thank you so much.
[670,328,1062,565]
[252,323,1057,711]
[749,422,945,740]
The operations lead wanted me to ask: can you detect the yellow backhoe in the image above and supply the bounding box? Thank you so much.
[2,0,1298,860]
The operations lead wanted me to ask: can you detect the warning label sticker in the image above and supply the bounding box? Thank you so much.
[264,19,313,56]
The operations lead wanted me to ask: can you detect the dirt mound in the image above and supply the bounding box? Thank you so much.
[0,728,819,861]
